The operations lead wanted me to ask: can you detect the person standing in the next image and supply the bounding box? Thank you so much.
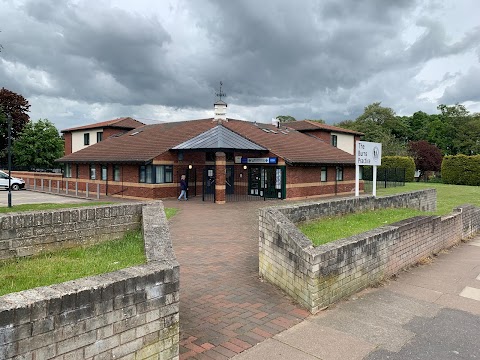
[178,174,188,201]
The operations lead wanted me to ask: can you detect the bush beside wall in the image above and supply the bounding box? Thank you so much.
[380,156,416,182]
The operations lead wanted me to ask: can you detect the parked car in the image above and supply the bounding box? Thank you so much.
[0,170,25,190]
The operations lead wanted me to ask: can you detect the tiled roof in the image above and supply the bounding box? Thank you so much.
[223,121,354,165]
[57,118,355,165]
[286,120,364,136]
[61,117,144,132]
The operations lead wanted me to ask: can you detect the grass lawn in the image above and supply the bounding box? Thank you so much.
[0,204,178,295]
[375,182,480,215]
[300,182,480,246]
[0,230,145,296]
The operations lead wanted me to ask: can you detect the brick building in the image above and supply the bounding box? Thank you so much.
[57,103,363,203]
[62,117,144,155]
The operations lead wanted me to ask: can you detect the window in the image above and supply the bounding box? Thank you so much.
[336,166,343,181]
[84,133,90,145]
[321,166,327,182]
[140,165,173,183]
[97,132,103,142]
[65,164,72,178]
[145,165,153,183]
[114,165,120,181]
[101,165,107,180]
[164,166,173,183]
[90,164,96,180]
[76,165,79,178]
[331,135,338,147]
[359,166,363,180]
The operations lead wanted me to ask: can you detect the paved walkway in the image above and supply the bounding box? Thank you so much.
[167,197,480,360]
[165,197,311,359]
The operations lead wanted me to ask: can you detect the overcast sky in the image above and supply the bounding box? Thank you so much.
[1,0,479,130]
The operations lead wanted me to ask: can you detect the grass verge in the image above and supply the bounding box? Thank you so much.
[0,204,178,295]
[300,208,425,246]
[301,182,480,246]
[375,182,480,215]
[0,230,145,296]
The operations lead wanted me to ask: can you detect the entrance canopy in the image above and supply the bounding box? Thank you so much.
[172,125,267,151]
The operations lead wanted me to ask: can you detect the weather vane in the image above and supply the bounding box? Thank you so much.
[216,81,226,101]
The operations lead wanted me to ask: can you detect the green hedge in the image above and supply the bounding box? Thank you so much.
[380,156,416,182]
[442,155,480,186]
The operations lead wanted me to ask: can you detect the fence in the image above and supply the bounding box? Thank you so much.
[25,177,102,200]
[363,167,406,192]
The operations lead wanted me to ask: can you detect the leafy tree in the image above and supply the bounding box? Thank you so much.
[0,88,30,164]
[276,115,296,123]
[13,119,64,170]
[336,102,407,156]
[408,140,443,181]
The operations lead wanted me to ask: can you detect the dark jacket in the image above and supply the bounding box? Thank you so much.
[180,179,187,191]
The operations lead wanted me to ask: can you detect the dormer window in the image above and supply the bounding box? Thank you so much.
[84,133,90,145]
[97,131,103,142]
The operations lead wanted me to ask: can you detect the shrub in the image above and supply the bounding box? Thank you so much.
[380,156,416,182]
[442,155,480,186]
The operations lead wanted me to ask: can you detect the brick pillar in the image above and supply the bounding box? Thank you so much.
[215,152,226,204]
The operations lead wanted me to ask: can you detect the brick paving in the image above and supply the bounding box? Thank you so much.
[164,198,311,359]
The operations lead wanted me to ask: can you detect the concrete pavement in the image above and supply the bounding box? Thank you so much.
[233,236,480,360]
[0,189,90,206]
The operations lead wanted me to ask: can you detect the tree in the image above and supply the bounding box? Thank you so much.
[336,102,408,156]
[408,140,443,181]
[13,119,64,170]
[0,88,30,165]
[276,115,296,123]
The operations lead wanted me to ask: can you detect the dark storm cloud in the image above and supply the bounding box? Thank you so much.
[2,0,177,104]
[0,0,479,126]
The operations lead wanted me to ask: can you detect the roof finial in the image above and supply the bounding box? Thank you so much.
[216,81,226,101]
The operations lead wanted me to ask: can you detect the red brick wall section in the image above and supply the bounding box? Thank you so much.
[63,132,72,155]
[301,129,330,143]
[215,152,226,204]
[286,165,363,199]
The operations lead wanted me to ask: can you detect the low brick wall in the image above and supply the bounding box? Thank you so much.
[259,190,480,313]
[0,203,144,260]
[0,202,179,360]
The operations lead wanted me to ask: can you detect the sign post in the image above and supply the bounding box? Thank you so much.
[355,141,382,197]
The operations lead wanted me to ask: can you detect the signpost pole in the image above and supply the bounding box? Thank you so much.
[373,165,377,197]
[355,164,359,197]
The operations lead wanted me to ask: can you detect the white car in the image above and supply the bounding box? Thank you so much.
[0,170,25,190]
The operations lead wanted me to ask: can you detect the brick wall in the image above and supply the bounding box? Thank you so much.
[0,202,180,360]
[258,190,480,313]
[0,203,144,260]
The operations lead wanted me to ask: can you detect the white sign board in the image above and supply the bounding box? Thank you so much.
[355,141,382,197]
[356,141,382,166]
